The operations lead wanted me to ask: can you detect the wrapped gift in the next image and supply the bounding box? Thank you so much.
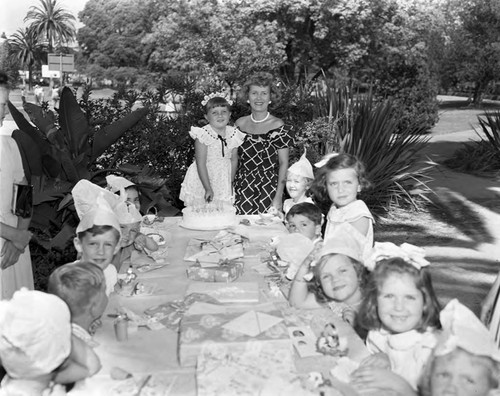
[184,231,244,263]
[179,302,292,367]
[196,342,317,396]
[186,259,244,282]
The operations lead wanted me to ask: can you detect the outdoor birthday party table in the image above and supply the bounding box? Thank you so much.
[69,216,369,396]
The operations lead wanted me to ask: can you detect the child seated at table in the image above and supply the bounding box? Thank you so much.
[112,197,158,273]
[48,261,107,347]
[106,174,141,212]
[72,181,122,295]
[351,242,441,393]
[0,289,73,395]
[283,150,314,216]
[280,202,323,280]
[420,299,500,396]
[288,228,368,327]
[47,262,105,386]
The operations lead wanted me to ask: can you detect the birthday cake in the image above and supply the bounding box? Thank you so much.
[181,203,238,230]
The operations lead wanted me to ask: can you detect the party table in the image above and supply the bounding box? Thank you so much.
[69,216,369,395]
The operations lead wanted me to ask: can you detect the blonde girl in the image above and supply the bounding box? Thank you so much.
[311,153,373,262]
[351,243,441,393]
[180,95,244,207]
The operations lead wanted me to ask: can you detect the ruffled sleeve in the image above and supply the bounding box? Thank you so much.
[269,124,294,149]
[188,126,217,146]
[226,126,246,150]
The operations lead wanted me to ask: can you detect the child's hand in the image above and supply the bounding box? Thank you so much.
[342,306,357,327]
[359,352,391,369]
[205,188,214,203]
[350,366,416,395]
[134,233,158,252]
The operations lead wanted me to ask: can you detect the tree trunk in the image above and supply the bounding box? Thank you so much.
[472,79,490,106]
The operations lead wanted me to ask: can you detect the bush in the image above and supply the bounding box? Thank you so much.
[444,110,500,177]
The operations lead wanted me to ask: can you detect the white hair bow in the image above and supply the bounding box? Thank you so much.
[314,152,339,168]
[365,242,430,271]
[201,91,233,106]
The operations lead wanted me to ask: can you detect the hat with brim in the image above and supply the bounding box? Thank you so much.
[319,224,364,264]
[0,289,71,378]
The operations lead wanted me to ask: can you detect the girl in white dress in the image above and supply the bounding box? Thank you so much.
[351,242,441,393]
[311,153,374,263]
[180,94,244,207]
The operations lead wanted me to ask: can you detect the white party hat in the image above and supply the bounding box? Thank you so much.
[72,180,122,234]
[0,289,71,378]
[435,299,500,361]
[319,225,364,264]
[288,149,314,179]
[106,174,135,194]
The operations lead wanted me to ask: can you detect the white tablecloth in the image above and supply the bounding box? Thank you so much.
[70,216,368,395]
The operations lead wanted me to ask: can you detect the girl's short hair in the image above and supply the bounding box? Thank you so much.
[311,253,369,304]
[205,97,231,113]
[238,72,281,104]
[357,258,441,332]
[47,261,105,317]
[419,347,500,396]
[310,153,371,206]
[285,202,323,226]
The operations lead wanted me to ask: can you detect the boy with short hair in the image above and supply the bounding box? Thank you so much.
[47,262,106,384]
[285,202,323,242]
[72,181,122,295]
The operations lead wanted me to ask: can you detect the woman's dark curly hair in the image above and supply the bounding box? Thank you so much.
[311,253,369,304]
[310,153,372,207]
[238,72,282,105]
[357,258,441,333]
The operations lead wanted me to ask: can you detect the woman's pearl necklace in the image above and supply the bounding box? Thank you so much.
[250,112,270,123]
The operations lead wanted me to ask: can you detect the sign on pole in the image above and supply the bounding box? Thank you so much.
[48,53,75,72]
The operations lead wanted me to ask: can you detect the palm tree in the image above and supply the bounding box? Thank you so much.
[8,28,42,90]
[24,0,76,52]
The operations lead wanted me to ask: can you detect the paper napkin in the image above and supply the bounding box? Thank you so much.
[222,310,283,337]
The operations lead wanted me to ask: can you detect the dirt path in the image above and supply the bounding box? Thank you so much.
[377,96,500,315]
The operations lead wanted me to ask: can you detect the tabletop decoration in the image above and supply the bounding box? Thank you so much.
[179,302,292,367]
[196,342,316,396]
[143,293,220,331]
[316,323,348,357]
[185,282,259,303]
[186,258,244,282]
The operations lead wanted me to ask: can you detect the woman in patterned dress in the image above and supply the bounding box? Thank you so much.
[233,72,294,214]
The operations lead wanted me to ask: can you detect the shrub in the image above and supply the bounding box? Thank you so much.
[444,110,500,177]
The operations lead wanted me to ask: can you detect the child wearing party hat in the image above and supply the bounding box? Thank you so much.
[106,174,141,212]
[420,299,500,396]
[283,149,315,216]
[0,289,91,395]
[72,181,123,296]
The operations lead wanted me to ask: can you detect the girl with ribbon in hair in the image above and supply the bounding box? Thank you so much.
[351,242,442,394]
[180,94,244,207]
[310,153,374,263]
